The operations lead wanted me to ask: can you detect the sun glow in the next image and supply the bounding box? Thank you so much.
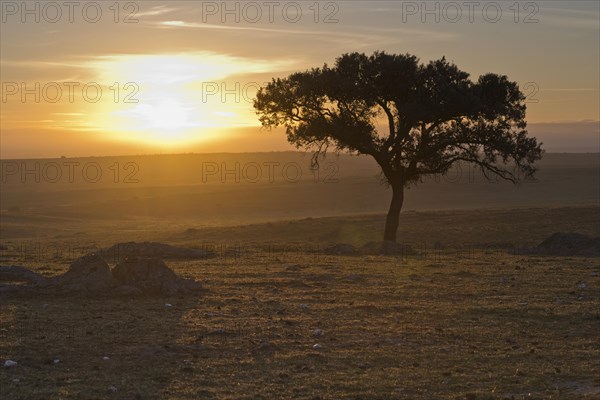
[82,53,289,147]
[137,98,192,131]
[112,96,195,144]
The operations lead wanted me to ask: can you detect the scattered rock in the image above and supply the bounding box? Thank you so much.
[536,232,600,257]
[323,243,357,256]
[314,328,324,337]
[312,343,323,350]
[577,282,587,289]
[4,360,17,368]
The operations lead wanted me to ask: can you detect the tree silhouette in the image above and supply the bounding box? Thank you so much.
[254,52,543,244]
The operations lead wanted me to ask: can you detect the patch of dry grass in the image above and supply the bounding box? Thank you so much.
[1,249,599,399]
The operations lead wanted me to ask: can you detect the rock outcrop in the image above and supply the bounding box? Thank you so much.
[1,252,203,296]
[48,253,114,293]
[112,258,202,295]
[536,232,600,257]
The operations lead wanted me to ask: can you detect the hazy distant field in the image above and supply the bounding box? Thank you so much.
[1,153,599,399]
[0,152,598,232]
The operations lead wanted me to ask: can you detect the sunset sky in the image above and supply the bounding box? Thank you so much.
[1,0,598,157]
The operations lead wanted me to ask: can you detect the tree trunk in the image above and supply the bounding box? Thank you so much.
[383,183,404,243]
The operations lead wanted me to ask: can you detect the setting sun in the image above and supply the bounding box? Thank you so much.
[87,53,281,146]
[113,96,196,144]
[134,98,192,131]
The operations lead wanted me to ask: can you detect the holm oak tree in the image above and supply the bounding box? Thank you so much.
[254,52,543,244]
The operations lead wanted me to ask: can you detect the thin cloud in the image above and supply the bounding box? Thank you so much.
[157,20,460,46]
[86,52,297,84]
[136,5,180,18]
[1,52,297,84]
